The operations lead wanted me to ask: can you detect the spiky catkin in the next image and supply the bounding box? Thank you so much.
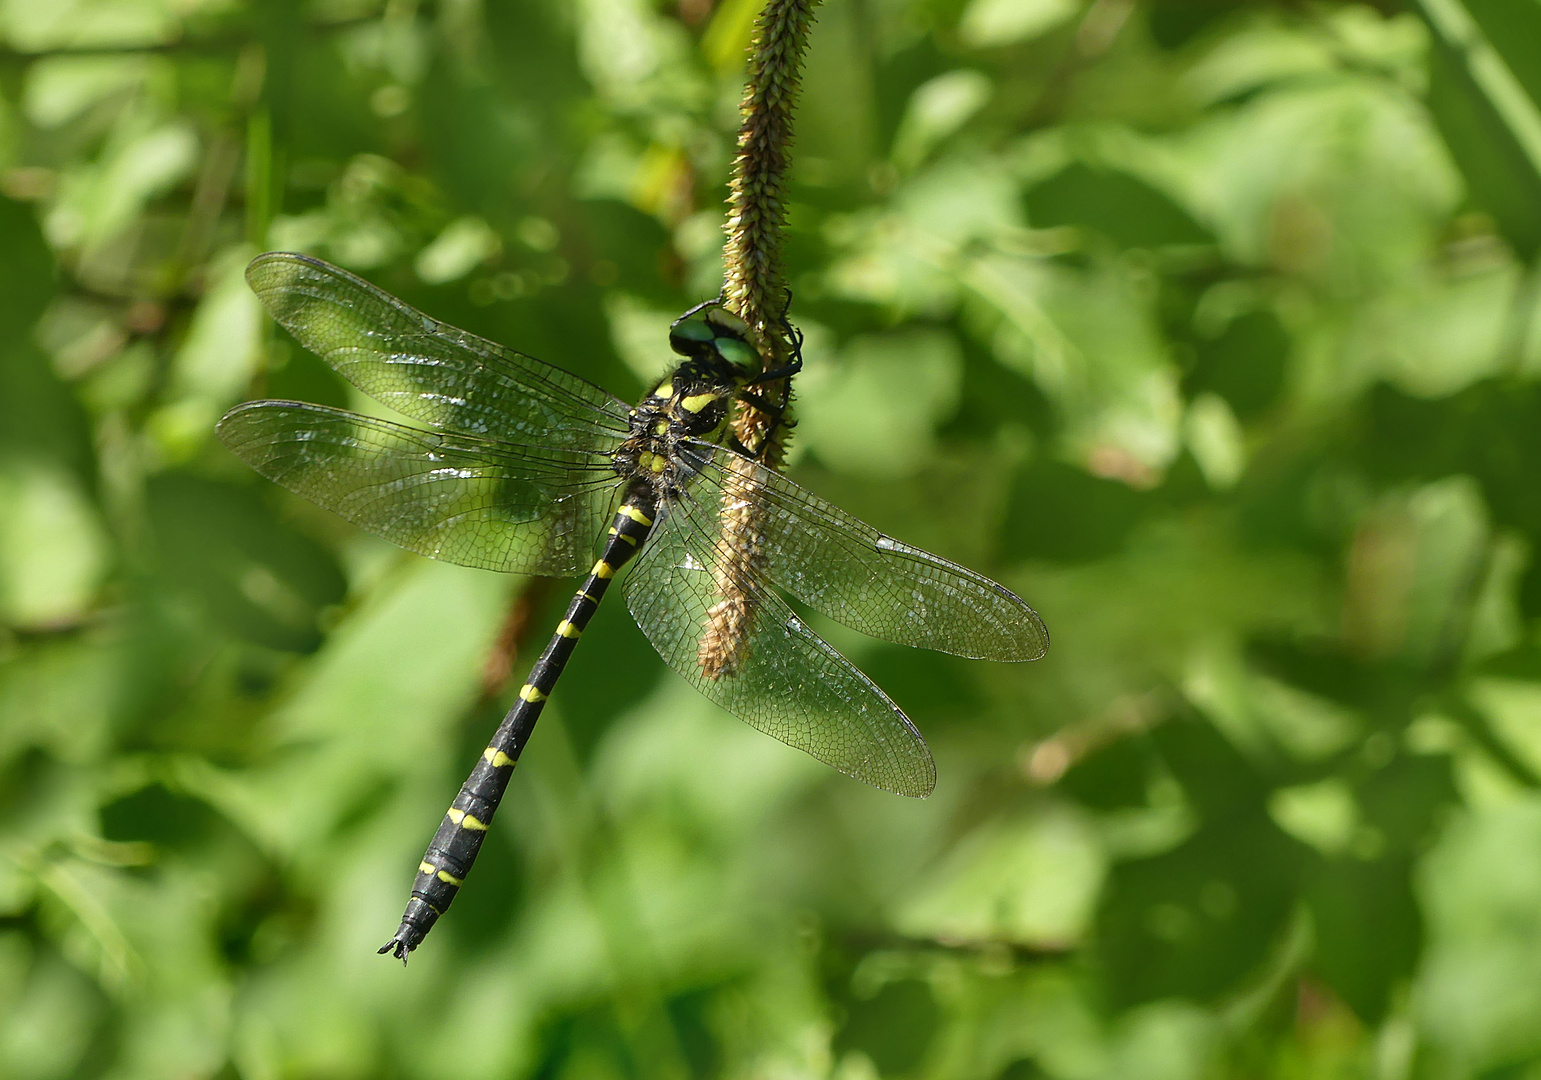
[698,0,818,680]
[721,0,815,460]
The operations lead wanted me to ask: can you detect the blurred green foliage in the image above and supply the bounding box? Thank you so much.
[3,0,1541,1077]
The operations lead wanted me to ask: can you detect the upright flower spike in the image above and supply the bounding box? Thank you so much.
[700,0,821,679]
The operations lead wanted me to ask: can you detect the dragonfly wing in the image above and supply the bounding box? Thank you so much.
[247,253,632,447]
[218,401,620,576]
[625,477,936,798]
[686,443,1048,662]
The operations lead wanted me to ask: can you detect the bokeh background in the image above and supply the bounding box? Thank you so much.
[3,0,1541,1077]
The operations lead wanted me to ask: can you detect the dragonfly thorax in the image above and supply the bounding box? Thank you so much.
[614,355,739,490]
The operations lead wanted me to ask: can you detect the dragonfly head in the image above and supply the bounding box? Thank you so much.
[662,300,777,440]
[668,300,763,379]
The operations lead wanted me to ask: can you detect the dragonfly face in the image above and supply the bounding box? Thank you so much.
[667,297,762,372]
[217,252,1048,962]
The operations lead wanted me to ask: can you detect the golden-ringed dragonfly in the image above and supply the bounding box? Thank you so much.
[217,253,1049,962]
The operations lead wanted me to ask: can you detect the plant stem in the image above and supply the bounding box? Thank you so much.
[698,0,819,680]
[721,0,818,467]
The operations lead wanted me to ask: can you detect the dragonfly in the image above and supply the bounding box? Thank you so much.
[218,252,1048,962]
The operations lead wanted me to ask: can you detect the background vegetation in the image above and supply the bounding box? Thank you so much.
[3,0,1541,1077]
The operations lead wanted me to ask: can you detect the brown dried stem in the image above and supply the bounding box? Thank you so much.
[698,0,819,679]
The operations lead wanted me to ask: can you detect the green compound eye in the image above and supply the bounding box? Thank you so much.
[713,336,757,369]
[670,315,715,343]
[670,303,762,370]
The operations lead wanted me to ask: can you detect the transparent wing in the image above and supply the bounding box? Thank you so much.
[247,252,632,447]
[218,401,620,576]
[685,442,1048,661]
[625,477,936,797]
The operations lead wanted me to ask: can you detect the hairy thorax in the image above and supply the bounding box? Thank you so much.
[612,354,739,499]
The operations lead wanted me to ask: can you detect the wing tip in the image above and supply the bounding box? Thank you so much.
[247,249,326,277]
[849,740,936,799]
[843,767,935,799]
[214,400,261,444]
[882,769,936,799]
[246,251,363,307]
[216,397,302,426]
[968,621,1048,663]
[996,604,1049,663]
[1021,618,1050,661]
[215,400,323,463]
[246,249,303,289]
